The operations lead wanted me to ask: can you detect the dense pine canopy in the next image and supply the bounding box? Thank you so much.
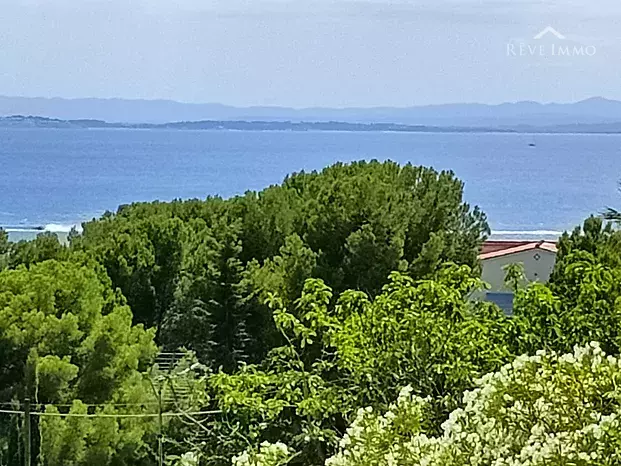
[71,160,489,371]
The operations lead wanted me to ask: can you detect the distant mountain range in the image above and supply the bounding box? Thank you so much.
[3,96,621,128]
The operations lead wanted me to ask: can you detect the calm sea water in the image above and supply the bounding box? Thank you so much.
[1,128,620,240]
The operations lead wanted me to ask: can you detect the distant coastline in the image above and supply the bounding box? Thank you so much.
[3,115,621,134]
[5,95,621,129]
[3,220,563,244]
[0,115,516,133]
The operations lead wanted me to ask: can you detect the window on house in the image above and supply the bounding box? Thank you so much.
[486,292,514,316]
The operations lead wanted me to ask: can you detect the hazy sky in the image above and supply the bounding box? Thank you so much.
[1,0,621,107]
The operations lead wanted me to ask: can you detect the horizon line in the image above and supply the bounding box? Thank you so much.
[0,94,617,110]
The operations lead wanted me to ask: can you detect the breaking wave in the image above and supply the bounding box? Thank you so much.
[3,223,83,233]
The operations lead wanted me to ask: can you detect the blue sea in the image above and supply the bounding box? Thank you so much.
[1,128,620,241]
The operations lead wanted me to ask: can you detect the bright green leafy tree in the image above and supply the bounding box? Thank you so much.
[204,266,510,465]
[509,217,621,356]
[0,259,158,465]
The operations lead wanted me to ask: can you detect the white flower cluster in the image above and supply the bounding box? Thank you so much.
[327,343,621,466]
[326,385,431,466]
[232,441,291,466]
[176,451,199,466]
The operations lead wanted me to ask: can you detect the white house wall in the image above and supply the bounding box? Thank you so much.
[481,249,557,292]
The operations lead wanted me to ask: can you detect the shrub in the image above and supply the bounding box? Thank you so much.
[327,343,621,466]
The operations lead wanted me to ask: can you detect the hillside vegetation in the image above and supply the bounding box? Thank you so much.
[1,161,621,466]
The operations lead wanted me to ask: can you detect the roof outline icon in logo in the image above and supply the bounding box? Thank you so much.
[534,26,566,40]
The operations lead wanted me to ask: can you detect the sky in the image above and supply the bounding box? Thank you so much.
[1,0,621,107]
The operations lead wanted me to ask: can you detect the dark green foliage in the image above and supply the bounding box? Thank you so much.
[0,229,8,270]
[74,213,185,341]
[74,161,489,371]
[554,216,621,271]
[163,220,253,370]
[0,230,8,256]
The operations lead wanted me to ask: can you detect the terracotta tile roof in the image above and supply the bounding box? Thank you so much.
[479,240,557,260]
[481,241,533,255]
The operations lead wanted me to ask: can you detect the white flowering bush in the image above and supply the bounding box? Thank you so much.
[326,386,431,466]
[327,343,621,466]
[232,441,292,466]
[174,451,200,466]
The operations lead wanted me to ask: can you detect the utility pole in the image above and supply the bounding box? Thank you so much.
[24,397,31,466]
[158,384,163,466]
[24,352,35,466]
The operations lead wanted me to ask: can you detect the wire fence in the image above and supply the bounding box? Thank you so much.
[0,408,221,418]
[0,406,222,466]
[0,351,213,465]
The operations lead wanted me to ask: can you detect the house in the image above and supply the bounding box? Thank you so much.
[479,240,558,314]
